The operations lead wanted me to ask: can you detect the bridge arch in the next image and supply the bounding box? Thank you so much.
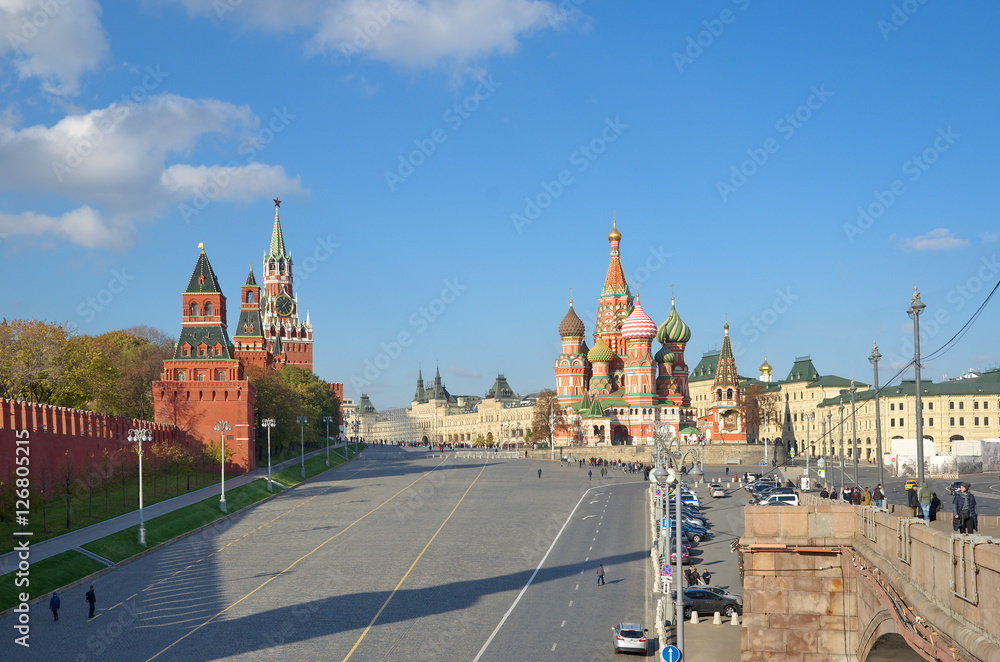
[858,596,924,661]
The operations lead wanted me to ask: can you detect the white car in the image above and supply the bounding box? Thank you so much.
[757,493,800,506]
[709,483,726,498]
[680,492,700,508]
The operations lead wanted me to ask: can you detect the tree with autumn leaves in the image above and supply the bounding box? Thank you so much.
[245,364,340,460]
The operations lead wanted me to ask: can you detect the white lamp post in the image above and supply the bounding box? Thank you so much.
[127,428,152,545]
[262,418,275,491]
[907,287,926,485]
[296,416,308,478]
[322,415,333,466]
[214,421,231,512]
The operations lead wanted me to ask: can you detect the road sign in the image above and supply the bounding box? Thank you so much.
[661,564,672,576]
[655,488,662,496]
[662,644,682,662]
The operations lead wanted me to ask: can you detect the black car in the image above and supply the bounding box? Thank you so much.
[678,587,741,618]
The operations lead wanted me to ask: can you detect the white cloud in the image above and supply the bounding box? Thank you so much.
[980,231,998,243]
[0,0,109,95]
[169,0,564,70]
[0,93,305,249]
[894,228,970,252]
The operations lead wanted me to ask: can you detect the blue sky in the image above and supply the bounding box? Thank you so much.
[2,0,998,410]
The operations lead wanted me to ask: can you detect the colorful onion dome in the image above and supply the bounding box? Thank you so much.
[654,346,676,364]
[608,219,621,242]
[558,300,586,337]
[621,298,657,339]
[657,298,691,344]
[587,337,615,363]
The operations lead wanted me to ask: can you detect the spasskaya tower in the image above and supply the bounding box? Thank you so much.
[260,198,313,371]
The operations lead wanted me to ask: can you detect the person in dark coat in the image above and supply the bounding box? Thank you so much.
[85,585,96,619]
[819,487,829,499]
[701,569,713,585]
[929,492,941,521]
[952,483,978,534]
[907,485,920,517]
[49,592,60,621]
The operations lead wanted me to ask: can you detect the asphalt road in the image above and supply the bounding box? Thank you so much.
[5,449,657,661]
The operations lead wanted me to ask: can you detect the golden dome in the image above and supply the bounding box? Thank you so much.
[608,219,621,242]
[760,359,772,374]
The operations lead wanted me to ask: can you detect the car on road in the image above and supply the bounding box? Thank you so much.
[710,483,726,497]
[611,623,649,655]
[947,480,965,495]
[678,588,742,618]
[904,479,918,491]
[680,493,700,508]
[758,493,800,506]
[749,486,795,504]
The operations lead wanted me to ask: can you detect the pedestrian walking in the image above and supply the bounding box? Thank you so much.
[873,484,885,509]
[686,568,699,586]
[930,492,941,521]
[588,469,592,481]
[725,467,729,476]
[701,569,713,585]
[861,487,872,506]
[537,468,542,479]
[49,592,60,621]
[596,563,606,586]
[85,585,96,619]
[918,483,933,520]
[952,483,978,534]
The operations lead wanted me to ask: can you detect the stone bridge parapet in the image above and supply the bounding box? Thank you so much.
[740,500,1000,661]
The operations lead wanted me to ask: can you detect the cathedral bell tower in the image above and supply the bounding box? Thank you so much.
[260,198,313,371]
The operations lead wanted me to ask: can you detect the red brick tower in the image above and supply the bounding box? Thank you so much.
[153,245,256,472]
[705,322,746,441]
[261,198,313,371]
[233,266,271,369]
[554,300,590,407]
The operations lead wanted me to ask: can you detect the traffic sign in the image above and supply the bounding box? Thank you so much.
[661,564,672,576]
[662,644,682,662]
[655,488,662,496]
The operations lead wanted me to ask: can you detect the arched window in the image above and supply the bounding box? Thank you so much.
[205,301,214,316]
[726,388,733,400]
[189,302,199,316]
[278,259,285,273]
[716,389,723,401]
[247,291,255,304]
[269,259,276,272]
[177,371,186,381]
[216,370,225,381]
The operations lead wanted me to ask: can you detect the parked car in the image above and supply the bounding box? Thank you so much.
[749,486,795,504]
[673,586,743,608]
[611,623,649,655]
[758,493,800,506]
[710,483,726,498]
[947,481,965,495]
[680,493,700,508]
[678,588,741,618]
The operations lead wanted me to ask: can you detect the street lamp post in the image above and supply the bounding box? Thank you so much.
[907,287,926,485]
[322,415,333,466]
[262,418,275,492]
[214,421,231,512]
[65,476,71,530]
[351,419,360,453]
[127,428,152,545]
[869,342,885,489]
[850,379,859,486]
[804,413,814,489]
[296,416,308,478]
[838,397,846,491]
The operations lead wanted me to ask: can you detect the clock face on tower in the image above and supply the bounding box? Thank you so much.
[275,294,294,317]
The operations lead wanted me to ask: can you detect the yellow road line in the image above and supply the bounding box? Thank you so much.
[342,461,489,661]
[144,457,447,661]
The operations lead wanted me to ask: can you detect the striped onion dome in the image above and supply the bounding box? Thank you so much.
[654,346,676,364]
[657,298,691,344]
[558,301,586,337]
[587,337,615,363]
[621,299,657,339]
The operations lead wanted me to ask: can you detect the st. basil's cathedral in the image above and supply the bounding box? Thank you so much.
[553,221,745,446]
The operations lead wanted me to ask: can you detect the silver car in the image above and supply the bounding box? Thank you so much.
[612,623,649,655]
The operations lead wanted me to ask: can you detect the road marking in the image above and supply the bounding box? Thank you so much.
[561,620,565,627]
[472,485,603,662]
[343,462,490,661]
[144,458,450,662]
[568,601,573,607]
[575,584,579,590]
[551,643,558,651]
[583,515,595,519]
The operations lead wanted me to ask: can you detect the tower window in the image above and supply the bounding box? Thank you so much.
[216,370,226,380]
[205,301,214,316]
[247,291,255,304]
[177,371,186,381]
[189,302,199,316]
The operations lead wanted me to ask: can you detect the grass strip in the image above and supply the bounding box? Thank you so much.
[0,550,106,612]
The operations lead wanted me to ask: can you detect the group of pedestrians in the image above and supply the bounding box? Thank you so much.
[817,485,883,507]
[905,483,943,521]
[685,568,713,587]
[48,585,97,622]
